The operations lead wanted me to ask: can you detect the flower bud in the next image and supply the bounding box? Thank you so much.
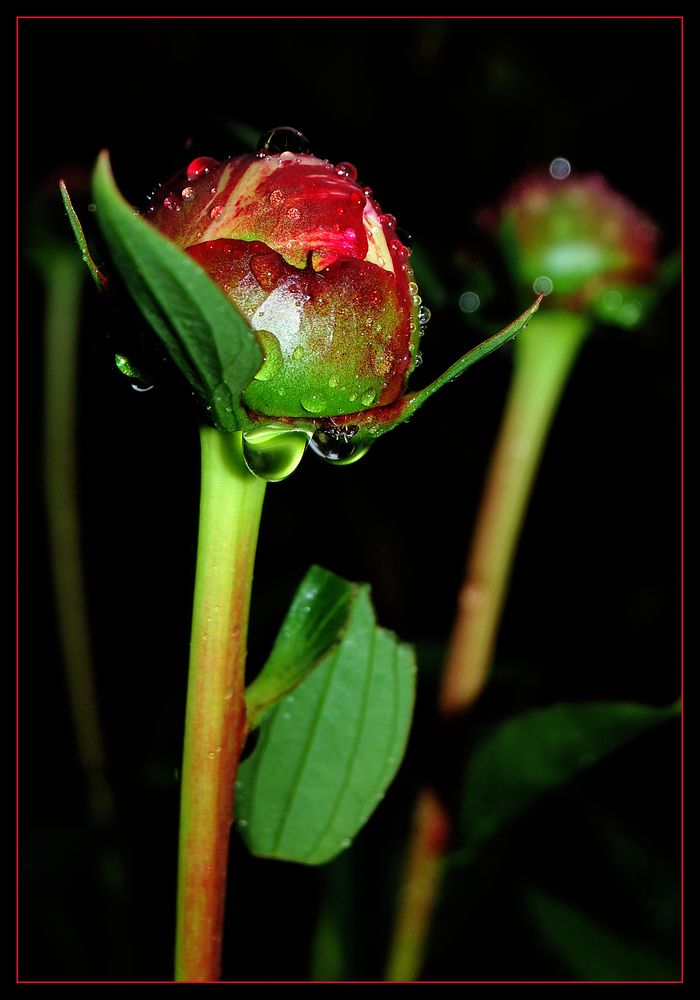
[146,146,422,421]
[492,171,659,326]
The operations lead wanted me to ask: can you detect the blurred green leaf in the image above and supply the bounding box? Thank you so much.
[91,150,262,431]
[245,565,358,729]
[460,700,679,854]
[236,587,415,865]
[526,890,679,981]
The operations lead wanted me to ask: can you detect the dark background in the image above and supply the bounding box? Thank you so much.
[20,17,681,982]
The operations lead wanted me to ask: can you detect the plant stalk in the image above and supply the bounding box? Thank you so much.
[175,427,266,982]
[385,311,590,981]
[439,311,590,714]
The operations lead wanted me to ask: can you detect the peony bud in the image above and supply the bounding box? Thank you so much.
[146,140,422,421]
[493,171,659,327]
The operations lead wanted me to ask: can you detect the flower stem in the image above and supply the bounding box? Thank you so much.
[384,787,451,982]
[439,310,590,714]
[175,427,266,982]
[42,248,114,826]
[385,311,590,981]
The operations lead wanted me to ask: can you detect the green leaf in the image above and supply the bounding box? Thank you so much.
[245,565,358,729]
[91,150,263,431]
[460,700,680,855]
[236,586,416,865]
[526,890,679,981]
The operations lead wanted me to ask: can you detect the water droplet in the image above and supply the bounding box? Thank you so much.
[308,426,372,466]
[361,390,376,407]
[87,203,97,213]
[258,126,311,155]
[601,289,623,312]
[186,156,218,182]
[339,837,351,849]
[549,156,572,180]
[412,351,423,368]
[292,345,305,362]
[269,189,285,207]
[238,819,248,829]
[301,394,327,413]
[287,207,301,221]
[380,213,396,230]
[335,161,358,181]
[209,205,223,221]
[418,304,431,327]
[533,275,554,295]
[282,712,291,721]
[459,290,481,313]
[408,281,419,295]
[181,186,195,201]
[207,751,214,759]
[252,330,284,382]
[242,424,312,482]
[328,377,339,388]
[114,353,153,391]
[215,745,223,754]
[162,197,173,209]
[411,294,422,307]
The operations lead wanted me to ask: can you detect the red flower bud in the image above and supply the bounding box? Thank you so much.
[146,145,422,421]
[492,171,659,323]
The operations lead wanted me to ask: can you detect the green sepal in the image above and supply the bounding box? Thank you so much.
[345,295,544,444]
[90,151,263,432]
[59,180,108,290]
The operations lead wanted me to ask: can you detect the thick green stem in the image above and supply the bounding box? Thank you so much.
[439,311,590,715]
[386,312,590,982]
[175,427,266,982]
[42,249,114,826]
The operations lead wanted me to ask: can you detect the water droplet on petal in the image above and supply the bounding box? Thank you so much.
[269,189,285,207]
[301,394,327,413]
[287,207,301,221]
[162,197,173,209]
[339,837,351,849]
[181,186,195,201]
[335,161,358,181]
[418,304,431,327]
[186,156,218,182]
[361,389,376,407]
[258,126,311,155]
[292,345,305,362]
[210,205,223,221]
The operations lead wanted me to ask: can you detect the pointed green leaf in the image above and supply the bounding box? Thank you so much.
[526,890,679,981]
[237,587,416,865]
[59,180,107,290]
[245,565,358,729]
[460,700,679,854]
[91,151,263,431]
[348,296,544,445]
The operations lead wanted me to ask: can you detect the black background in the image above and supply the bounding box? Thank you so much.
[20,16,681,982]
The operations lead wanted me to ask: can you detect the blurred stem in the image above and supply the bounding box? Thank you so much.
[439,310,590,714]
[385,788,451,982]
[175,428,266,982]
[385,311,589,981]
[42,248,114,826]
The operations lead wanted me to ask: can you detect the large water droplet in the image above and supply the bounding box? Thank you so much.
[242,424,312,482]
[361,389,376,407]
[258,127,311,155]
[308,426,372,466]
